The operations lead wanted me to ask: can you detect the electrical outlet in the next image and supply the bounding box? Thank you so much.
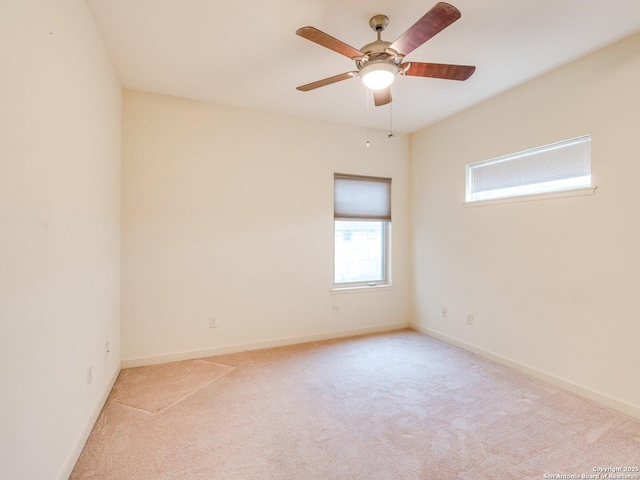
[86,366,92,387]
[105,341,110,359]
[441,307,447,318]
[466,313,474,325]
[209,316,218,328]
[333,305,340,315]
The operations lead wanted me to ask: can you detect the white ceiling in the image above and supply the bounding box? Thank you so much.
[86,0,640,133]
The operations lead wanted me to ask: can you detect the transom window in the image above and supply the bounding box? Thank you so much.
[466,135,592,203]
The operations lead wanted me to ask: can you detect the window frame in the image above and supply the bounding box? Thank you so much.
[465,135,593,204]
[333,220,391,289]
[332,173,392,290]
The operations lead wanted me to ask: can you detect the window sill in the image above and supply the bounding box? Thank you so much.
[331,285,393,295]
[463,186,597,208]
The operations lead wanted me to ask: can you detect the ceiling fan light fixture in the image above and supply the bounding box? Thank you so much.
[360,63,397,90]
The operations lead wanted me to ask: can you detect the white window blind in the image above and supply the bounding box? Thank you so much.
[466,135,592,203]
[334,174,391,221]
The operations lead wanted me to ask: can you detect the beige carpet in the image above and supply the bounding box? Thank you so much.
[71,330,640,479]
[109,360,233,413]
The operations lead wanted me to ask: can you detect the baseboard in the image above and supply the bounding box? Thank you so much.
[410,323,640,420]
[57,364,121,480]
[122,322,410,368]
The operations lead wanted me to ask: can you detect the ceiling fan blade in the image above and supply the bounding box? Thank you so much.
[401,62,475,81]
[296,72,357,91]
[296,27,364,59]
[373,87,392,106]
[389,2,461,57]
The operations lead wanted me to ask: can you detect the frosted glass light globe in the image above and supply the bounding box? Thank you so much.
[360,63,398,90]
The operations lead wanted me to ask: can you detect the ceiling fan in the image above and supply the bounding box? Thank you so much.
[295,2,475,107]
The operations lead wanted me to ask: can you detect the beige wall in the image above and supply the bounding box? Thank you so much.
[0,1,121,478]
[121,89,410,364]
[410,32,640,413]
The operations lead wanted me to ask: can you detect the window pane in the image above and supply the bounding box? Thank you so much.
[466,135,591,202]
[334,221,385,284]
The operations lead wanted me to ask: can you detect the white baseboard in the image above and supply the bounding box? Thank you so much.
[58,364,121,480]
[410,323,640,420]
[122,322,410,368]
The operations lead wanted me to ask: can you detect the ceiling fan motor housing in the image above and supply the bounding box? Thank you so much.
[356,16,402,77]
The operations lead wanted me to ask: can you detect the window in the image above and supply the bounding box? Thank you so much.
[466,135,592,203]
[334,174,391,288]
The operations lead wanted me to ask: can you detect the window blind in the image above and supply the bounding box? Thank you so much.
[334,174,391,221]
[466,135,591,202]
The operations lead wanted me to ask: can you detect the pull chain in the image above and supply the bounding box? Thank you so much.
[388,100,394,139]
[366,88,371,147]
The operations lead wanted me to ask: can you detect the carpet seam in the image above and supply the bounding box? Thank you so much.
[109,401,156,415]
[154,365,234,413]
[110,364,235,414]
[194,359,235,368]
